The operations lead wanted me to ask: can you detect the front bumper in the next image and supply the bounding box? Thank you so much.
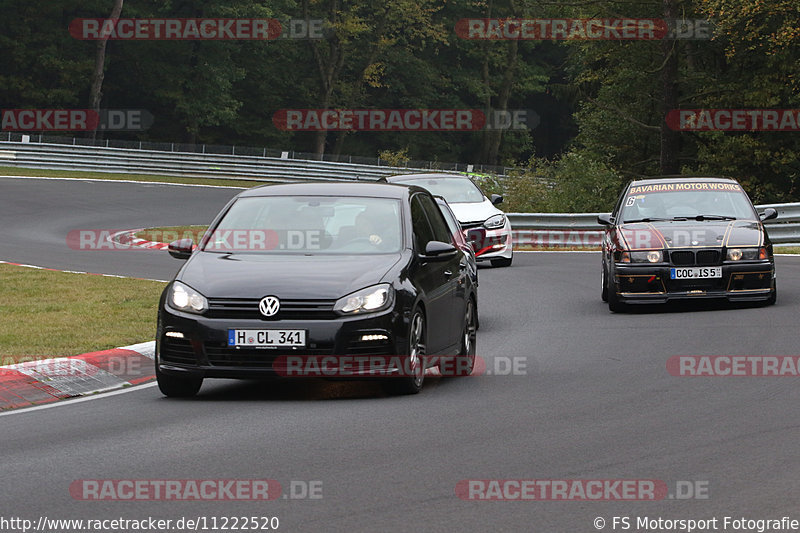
[157,305,407,379]
[612,261,775,304]
[465,222,513,261]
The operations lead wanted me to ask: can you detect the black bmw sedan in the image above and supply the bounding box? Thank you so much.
[156,182,478,396]
[598,177,778,312]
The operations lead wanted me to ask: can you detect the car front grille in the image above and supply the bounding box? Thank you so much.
[460,221,484,230]
[204,343,333,367]
[160,337,197,365]
[205,298,338,320]
[668,249,722,266]
[669,251,695,265]
[696,250,721,265]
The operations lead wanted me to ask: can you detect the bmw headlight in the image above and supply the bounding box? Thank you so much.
[629,251,663,263]
[727,247,767,261]
[169,281,208,314]
[334,284,394,315]
[484,214,506,230]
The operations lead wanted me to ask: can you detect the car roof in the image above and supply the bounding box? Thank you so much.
[384,173,471,182]
[238,181,424,199]
[628,176,740,187]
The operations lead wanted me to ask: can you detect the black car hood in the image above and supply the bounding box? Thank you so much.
[617,220,764,250]
[178,252,404,299]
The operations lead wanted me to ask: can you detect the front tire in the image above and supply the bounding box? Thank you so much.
[764,281,777,306]
[383,310,426,395]
[607,275,627,313]
[442,298,477,377]
[156,363,203,398]
[601,264,609,302]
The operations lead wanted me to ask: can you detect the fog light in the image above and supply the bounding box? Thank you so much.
[360,334,389,342]
[165,331,185,339]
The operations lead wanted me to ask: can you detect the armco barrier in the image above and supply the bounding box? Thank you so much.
[0,138,509,181]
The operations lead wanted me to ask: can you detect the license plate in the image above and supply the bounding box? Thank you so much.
[227,329,306,347]
[670,267,722,279]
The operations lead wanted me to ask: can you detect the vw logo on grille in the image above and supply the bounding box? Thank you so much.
[259,296,280,317]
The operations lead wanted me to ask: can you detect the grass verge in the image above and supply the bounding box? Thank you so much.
[0,165,274,189]
[0,264,165,361]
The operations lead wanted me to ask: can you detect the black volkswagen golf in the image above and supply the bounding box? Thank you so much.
[599,177,778,312]
[156,182,478,396]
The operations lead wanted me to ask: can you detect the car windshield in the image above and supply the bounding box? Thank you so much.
[204,196,402,254]
[620,184,757,222]
[397,177,485,204]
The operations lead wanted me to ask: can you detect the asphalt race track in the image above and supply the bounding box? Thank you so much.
[3,176,800,532]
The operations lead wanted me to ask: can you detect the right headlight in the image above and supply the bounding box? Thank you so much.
[484,214,506,230]
[168,281,208,314]
[727,247,767,261]
[334,284,394,315]
[620,251,663,263]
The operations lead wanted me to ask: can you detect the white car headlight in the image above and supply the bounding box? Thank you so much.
[484,214,506,230]
[169,281,208,314]
[334,284,394,314]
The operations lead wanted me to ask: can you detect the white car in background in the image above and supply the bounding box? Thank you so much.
[383,173,513,266]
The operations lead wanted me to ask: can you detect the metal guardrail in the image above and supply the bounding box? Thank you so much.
[508,204,800,246]
[0,133,510,179]
[0,141,437,182]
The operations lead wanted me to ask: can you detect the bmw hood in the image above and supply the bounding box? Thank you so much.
[615,220,766,251]
[448,199,503,225]
[177,252,403,299]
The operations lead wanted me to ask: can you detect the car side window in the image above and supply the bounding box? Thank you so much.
[417,194,452,243]
[410,195,437,252]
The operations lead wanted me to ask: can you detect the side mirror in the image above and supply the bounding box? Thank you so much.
[168,238,195,260]
[421,241,458,261]
[490,194,504,206]
[759,208,778,221]
[597,213,614,225]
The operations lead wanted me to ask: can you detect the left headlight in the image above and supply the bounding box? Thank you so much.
[727,247,767,261]
[334,283,394,315]
[484,214,506,230]
[630,251,663,263]
[168,281,208,314]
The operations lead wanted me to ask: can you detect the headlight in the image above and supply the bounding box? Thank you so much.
[334,284,394,315]
[484,214,506,230]
[727,247,767,261]
[169,281,208,314]
[625,251,663,263]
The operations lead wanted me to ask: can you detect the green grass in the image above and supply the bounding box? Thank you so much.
[134,225,208,244]
[0,264,165,361]
[0,165,275,188]
[775,247,800,254]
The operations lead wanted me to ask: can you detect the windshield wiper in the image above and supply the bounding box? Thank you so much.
[685,215,737,221]
[623,217,672,223]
